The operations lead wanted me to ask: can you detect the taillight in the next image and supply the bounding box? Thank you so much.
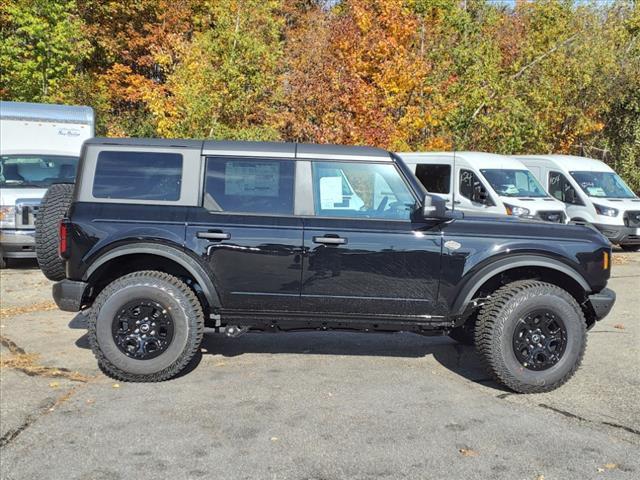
[59,220,69,259]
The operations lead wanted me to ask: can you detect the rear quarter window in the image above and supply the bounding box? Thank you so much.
[92,151,183,201]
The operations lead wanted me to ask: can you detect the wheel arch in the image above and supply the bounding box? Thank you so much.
[83,243,221,313]
[451,255,591,318]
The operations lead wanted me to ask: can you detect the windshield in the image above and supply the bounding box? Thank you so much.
[0,155,78,188]
[570,171,636,199]
[480,169,548,198]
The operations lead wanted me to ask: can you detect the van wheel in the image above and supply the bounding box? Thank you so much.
[35,183,74,280]
[475,280,586,394]
[621,245,640,252]
[88,271,204,382]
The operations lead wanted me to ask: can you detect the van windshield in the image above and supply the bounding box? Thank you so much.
[570,171,636,199]
[0,155,78,188]
[480,169,547,198]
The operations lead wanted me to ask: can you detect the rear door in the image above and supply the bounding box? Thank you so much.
[300,160,442,316]
[185,156,303,311]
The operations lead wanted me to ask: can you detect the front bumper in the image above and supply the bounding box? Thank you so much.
[52,280,88,312]
[593,223,640,246]
[586,288,616,322]
[0,229,36,258]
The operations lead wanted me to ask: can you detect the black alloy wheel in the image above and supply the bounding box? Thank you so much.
[112,300,175,360]
[512,309,567,371]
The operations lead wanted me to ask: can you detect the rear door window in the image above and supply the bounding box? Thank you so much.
[204,158,295,215]
[93,151,183,201]
[415,164,451,194]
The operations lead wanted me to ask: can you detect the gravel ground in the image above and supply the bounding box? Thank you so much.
[0,253,638,480]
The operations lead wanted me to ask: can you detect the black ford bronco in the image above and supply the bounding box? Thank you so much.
[36,138,616,393]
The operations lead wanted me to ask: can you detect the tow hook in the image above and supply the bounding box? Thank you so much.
[224,325,249,338]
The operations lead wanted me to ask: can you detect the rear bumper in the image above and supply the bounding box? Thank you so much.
[0,229,36,258]
[586,288,616,322]
[593,223,640,246]
[52,279,88,312]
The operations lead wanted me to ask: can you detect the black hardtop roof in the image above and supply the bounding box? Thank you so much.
[85,138,391,161]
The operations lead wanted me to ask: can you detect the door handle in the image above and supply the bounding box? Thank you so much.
[197,231,231,240]
[313,235,347,245]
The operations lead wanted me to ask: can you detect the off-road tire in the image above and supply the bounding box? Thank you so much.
[475,280,587,394]
[88,271,204,382]
[620,245,640,252]
[35,183,74,280]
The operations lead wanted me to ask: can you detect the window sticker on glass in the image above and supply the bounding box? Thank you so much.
[225,162,279,197]
[320,176,344,209]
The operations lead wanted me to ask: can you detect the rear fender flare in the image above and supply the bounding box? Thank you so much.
[83,242,221,309]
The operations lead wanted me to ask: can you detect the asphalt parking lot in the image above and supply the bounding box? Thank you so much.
[0,253,638,480]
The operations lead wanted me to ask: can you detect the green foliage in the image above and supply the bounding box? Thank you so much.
[147,0,283,140]
[0,0,90,101]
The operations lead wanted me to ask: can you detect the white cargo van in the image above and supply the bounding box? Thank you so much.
[0,101,94,267]
[516,155,640,251]
[398,152,568,223]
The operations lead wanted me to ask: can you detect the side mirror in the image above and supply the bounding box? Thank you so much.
[473,184,489,204]
[422,194,446,219]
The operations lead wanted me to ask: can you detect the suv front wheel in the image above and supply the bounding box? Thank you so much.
[475,280,587,394]
[88,271,204,382]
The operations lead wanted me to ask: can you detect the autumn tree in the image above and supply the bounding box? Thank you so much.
[0,0,90,101]
[145,0,284,140]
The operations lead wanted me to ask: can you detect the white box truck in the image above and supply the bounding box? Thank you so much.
[398,151,568,223]
[516,154,640,251]
[0,101,94,267]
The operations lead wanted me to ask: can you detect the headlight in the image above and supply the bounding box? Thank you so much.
[0,206,16,227]
[504,203,530,216]
[594,204,618,217]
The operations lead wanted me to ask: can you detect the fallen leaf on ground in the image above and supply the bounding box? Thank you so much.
[459,448,479,457]
[535,475,544,480]
[0,301,57,320]
[49,381,59,388]
[270,437,278,442]
[613,324,625,330]
[112,383,120,388]
[603,463,618,470]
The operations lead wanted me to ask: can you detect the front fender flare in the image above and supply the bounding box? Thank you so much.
[450,254,591,316]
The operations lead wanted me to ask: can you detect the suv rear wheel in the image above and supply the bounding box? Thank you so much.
[475,280,587,394]
[88,271,204,382]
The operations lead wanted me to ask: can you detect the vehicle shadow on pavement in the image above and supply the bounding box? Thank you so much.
[70,313,505,390]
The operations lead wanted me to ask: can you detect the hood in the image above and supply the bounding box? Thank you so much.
[499,195,567,213]
[589,197,640,210]
[462,213,610,247]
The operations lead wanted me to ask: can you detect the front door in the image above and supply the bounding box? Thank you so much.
[185,156,303,311]
[301,160,442,316]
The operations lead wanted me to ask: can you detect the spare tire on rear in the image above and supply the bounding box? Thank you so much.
[35,183,74,281]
